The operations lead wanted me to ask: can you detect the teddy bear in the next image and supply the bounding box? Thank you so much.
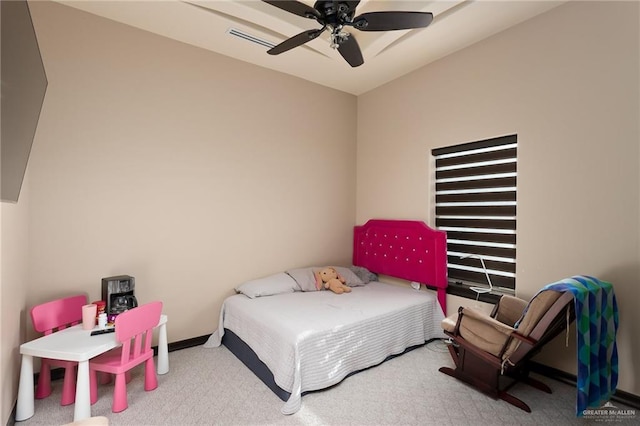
[315,267,352,294]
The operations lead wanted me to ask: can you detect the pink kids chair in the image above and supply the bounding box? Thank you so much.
[89,301,162,413]
[30,294,88,406]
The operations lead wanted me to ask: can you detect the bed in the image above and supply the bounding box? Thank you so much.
[204,219,448,414]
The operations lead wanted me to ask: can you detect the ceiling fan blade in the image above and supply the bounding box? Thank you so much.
[262,1,320,19]
[353,11,433,31]
[268,29,324,55]
[337,34,363,67]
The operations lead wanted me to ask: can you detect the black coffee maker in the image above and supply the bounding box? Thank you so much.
[102,275,138,314]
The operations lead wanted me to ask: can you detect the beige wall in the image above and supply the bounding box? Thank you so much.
[23,2,356,343]
[3,1,639,422]
[357,1,639,396]
[1,175,30,422]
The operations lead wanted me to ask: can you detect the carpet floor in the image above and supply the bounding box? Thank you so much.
[15,340,636,425]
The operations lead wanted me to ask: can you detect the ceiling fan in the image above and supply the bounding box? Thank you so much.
[262,1,433,67]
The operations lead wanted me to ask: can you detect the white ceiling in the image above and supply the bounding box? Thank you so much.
[57,0,564,95]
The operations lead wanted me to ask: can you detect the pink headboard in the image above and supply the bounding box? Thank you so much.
[353,219,448,314]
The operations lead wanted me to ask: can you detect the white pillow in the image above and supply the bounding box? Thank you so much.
[285,266,364,291]
[234,272,299,299]
[285,267,318,292]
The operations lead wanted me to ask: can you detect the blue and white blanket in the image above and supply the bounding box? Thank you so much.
[520,275,619,416]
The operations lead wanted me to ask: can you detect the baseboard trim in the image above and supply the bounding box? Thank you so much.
[530,361,640,410]
[164,334,209,352]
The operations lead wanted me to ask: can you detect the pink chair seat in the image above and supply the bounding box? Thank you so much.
[90,347,154,374]
[89,301,162,413]
[31,294,88,406]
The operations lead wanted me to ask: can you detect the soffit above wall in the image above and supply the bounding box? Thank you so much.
[56,0,565,95]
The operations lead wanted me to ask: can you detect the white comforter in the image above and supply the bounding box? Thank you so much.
[204,282,445,414]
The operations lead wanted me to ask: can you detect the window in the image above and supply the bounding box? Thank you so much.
[432,135,517,293]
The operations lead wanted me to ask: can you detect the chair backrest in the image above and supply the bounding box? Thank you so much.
[114,301,162,365]
[492,295,528,326]
[503,291,574,362]
[31,294,88,335]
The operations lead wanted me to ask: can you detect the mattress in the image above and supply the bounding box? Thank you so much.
[204,281,446,414]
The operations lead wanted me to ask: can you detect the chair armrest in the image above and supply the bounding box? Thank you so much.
[456,307,517,357]
[493,295,528,326]
[461,307,517,336]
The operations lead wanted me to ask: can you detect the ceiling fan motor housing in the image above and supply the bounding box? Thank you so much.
[314,1,357,28]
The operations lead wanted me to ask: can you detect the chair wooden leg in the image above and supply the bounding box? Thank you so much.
[445,343,461,368]
[35,361,52,399]
[499,391,532,413]
[439,366,456,378]
[440,346,535,413]
[439,365,499,398]
[520,375,552,394]
[440,365,533,412]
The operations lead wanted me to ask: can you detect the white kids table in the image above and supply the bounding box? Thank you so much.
[16,315,168,422]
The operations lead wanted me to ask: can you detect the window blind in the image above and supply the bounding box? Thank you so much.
[432,134,517,291]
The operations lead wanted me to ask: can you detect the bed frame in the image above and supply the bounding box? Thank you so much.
[223,328,291,401]
[353,219,448,314]
[222,219,448,402]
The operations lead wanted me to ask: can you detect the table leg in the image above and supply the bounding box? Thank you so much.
[157,323,169,375]
[16,355,35,421]
[73,360,91,421]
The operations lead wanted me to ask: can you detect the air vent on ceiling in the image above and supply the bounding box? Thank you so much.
[226,28,275,49]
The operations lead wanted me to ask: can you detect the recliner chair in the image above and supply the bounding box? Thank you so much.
[439,291,575,412]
